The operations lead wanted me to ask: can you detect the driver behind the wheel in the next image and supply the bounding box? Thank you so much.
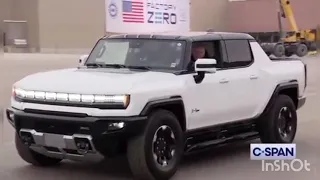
[187,44,209,71]
[192,46,206,60]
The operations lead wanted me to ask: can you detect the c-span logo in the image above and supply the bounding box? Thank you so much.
[108,1,118,18]
[250,143,296,160]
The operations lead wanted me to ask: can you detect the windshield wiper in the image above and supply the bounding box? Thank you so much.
[85,63,104,68]
[126,65,152,70]
[103,64,127,68]
[86,63,151,70]
[85,63,126,68]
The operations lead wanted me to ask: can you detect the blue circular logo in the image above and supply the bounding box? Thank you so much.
[108,2,118,18]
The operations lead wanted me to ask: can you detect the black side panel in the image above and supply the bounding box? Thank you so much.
[139,96,187,130]
[140,96,185,116]
[262,81,299,115]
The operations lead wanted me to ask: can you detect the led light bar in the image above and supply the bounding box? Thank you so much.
[12,87,130,108]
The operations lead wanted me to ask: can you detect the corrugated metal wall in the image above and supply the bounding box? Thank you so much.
[2,0,229,53]
[0,0,39,51]
[36,0,228,53]
[0,0,11,47]
[37,0,105,53]
[226,0,320,32]
[190,0,228,31]
[10,0,39,51]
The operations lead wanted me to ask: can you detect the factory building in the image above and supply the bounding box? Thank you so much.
[0,0,228,53]
[1,0,319,53]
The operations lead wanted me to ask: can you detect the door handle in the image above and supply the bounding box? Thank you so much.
[219,78,229,84]
[250,75,258,80]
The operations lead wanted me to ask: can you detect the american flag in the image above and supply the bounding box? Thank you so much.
[122,0,144,23]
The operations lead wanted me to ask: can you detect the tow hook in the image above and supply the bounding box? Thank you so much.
[74,137,92,154]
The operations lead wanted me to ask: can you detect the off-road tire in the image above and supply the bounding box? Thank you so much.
[309,42,317,51]
[258,95,297,143]
[296,43,308,57]
[273,43,285,57]
[15,133,62,166]
[127,109,184,180]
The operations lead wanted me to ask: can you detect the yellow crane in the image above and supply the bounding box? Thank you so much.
[261,0,317,57]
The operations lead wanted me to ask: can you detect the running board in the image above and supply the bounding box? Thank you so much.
[185,131,259,153]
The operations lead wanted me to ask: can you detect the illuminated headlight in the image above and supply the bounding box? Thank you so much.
[82,94,95,103]
[14,88,27,98]
[34,91,45,99]
[45,92,57,100]
[69,94,81,102]
[25,90,35,99]
[108,122,125,131]
[57,93,68,101]
[12,87,130,108]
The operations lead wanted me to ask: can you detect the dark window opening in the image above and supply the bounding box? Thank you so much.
[224,40,253,68]
[186,40,223,72]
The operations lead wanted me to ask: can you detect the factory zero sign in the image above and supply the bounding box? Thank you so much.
[105,0,190,33]
[147,2,177,24]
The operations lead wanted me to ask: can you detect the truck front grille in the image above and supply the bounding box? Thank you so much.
[16,116,92,135]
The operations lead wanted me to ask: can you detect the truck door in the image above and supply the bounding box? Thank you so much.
[218,39,261,123]
[185,40,233,129]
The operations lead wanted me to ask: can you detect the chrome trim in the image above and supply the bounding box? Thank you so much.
[19,129,104,162]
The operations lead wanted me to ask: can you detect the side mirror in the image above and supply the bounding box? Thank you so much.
[193,58,217,84]
[78,54,89,67]
[195,58,217,73]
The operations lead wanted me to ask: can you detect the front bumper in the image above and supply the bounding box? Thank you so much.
[297,96,306,109]
[6,108,147,160]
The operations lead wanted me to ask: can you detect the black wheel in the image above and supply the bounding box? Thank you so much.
[296,43,308,57]
[258,95,297,143]
[15,133,62,166]
[273,43,285,57]
[127,109,184,180]
[309,42,317,51]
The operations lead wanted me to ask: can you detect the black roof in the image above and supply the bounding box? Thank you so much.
[104,31,255,41]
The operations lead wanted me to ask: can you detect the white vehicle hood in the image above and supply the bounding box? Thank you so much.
[14,68,182,94]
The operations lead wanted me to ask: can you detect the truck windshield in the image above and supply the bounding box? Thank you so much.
[85,38,186,70]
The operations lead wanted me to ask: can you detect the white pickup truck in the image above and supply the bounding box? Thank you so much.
[6,31,307,180]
